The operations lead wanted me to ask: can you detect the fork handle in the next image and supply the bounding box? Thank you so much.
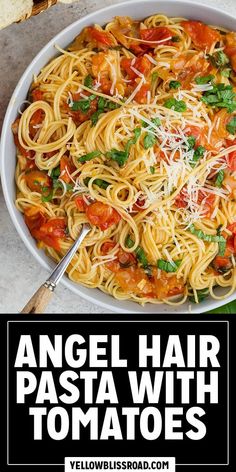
[21,283,54,314]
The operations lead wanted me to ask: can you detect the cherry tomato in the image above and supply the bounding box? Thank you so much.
[115,266,153,296]
[25,210,67,251]
[121,56,151,79]
[181,20,220,51]
[60,156,76,183]
[24,170,51,193]
[86,202,121,230]
[140,26,173,46]
[24,207,47,234]
[152,269,184,299]
[75,195,87,212]
[87,27,115,48]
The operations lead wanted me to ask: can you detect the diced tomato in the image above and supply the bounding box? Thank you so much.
[223,173,236,199]
[75,195,87,212]
[228,222,236,234]
[86,202,121,230]
[181,20,220,51]
[225,32,236,72]
[152,268,184,299]
[60,156,76,183]
[87,27,116,48]
[31,89,44,102]
[140,26,173,47]
[121,56,151,80]
[135,83,150,104]
[225,139,236,171]
[212,255,232,273]
[115,266,153,296]
[101,241,117,254]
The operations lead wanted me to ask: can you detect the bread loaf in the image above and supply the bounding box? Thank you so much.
[0,0,80,30]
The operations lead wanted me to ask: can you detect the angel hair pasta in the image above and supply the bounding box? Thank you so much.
[13,14,236,305]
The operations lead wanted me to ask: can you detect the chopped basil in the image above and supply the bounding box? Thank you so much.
[84,74,93,88]
[201,84,236,113]
[90,97,120,125]
[189,288,209,303]
[50,166,60,179]
[226,116,236,135]
[142,117,161,128]
[84,177,110,189]
[190,145,205,167]
[164,98,187,112]
[106,128,141,167]
[215,170,224,188]
[195,74,214,85]
[187,136,196,150]
[208,51,229,68]
[150,166,155,174]
[41,188,53,202]
[157,259,182,273]
[78,150,101,163]
[144,133,157,149]
[125,235,148,269]
[169,80,181,89]
[189,224,226,255]
[71,94,96,112]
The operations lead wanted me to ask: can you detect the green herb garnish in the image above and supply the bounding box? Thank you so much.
[190,145,205,167]
[84,177,110,189]
[187,136,196,150]
[90,97,120,125]
[150,166,155,174]
[169,80,181,89]
[226,116,236,135]
[157,259,182,273]
[106,127,141,166]
[125,235,148,269]
[144,133,157,149]
[84,74,93,88]
[142,117,161,128]
[208,51,229,68]
[171,36,180,42]
[189,224,226,255]
[195,75,214,85]
[201,84,236,113]
[78,150,102,163]
[215,170,224,188]
[164,98,187,112]
[71,94,96,112]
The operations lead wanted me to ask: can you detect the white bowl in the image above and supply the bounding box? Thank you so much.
[1,0,236,314]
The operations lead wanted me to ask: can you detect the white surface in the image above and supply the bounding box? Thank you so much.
[0,0,236,314]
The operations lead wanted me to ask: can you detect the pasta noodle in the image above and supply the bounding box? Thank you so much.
[13,14,236,306]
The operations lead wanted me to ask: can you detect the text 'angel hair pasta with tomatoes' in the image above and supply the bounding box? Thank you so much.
[13,14,236,305]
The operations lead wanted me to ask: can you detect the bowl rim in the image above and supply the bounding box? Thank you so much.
[1,0,236,314]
